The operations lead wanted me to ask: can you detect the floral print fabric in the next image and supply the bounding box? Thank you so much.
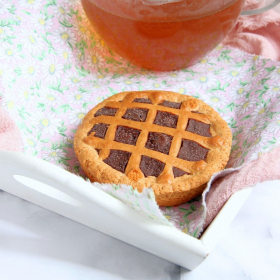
[1,0,280,238]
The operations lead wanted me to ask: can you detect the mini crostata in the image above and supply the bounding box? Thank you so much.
[74,90,232,206]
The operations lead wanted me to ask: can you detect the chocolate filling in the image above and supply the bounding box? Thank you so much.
[145,132,173,155]
[159,100,182,109]
[133,98,152,104]
[186,119,211,137]
[140,156,165,177]
[103,150,131,173]
[173,167,189,178]
[177,139,209,161]
[88,123,109,139]
[114,126,140,145]
[122,108,149,122]
[94,107,118,117]
[153,111,178,128]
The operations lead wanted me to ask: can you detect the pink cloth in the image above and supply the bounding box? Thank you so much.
[223,0,280,61]
[205,145,280,228]
[203,0,280,228]
[0,105,22,152]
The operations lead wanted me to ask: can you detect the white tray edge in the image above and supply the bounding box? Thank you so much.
[0,151,253,270]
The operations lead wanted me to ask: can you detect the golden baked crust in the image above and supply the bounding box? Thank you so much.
[74,90,232,206]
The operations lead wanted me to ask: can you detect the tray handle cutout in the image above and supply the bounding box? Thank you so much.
[13,175,82,207]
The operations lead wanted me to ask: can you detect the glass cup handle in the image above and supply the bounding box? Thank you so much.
[241,0,280,15]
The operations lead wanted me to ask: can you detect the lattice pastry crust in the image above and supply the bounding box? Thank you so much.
[74,91,232,206]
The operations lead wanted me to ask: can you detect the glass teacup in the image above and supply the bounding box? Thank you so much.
[82,0,280,71]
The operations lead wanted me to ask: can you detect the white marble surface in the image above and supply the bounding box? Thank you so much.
[0,180,279,280]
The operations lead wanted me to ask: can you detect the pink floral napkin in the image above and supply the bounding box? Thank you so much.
[1,0,280,238]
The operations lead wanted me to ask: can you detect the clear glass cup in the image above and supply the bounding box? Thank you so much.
[82,0,280,71]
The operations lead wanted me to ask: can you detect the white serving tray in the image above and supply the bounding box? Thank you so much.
[0,151,252,270]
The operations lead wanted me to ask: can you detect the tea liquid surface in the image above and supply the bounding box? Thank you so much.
[82,0,245,71]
